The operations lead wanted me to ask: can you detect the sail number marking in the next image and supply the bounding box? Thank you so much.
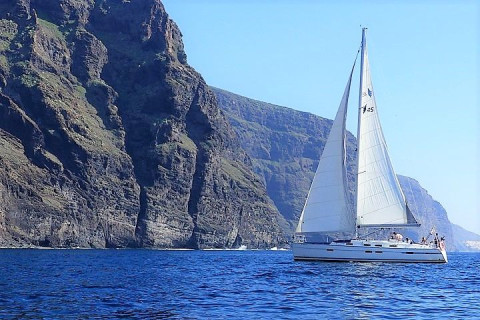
[362,104,374,114]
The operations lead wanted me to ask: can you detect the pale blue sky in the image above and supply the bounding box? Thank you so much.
[163,0,479,235]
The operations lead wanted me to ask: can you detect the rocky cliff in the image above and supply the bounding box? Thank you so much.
[397,175,454,250]
[450,224,480,252]
[0,0,285,249]
[213,87,478,251]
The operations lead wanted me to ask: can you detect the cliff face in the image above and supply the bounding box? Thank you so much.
[213,88,357,230]
[0,0,285,248]
[213,87,475,251]
[397,176,454,250]
[450,224,480,251]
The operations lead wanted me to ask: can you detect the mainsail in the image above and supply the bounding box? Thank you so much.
[295,64,356,234]
[296,28,418,236]
[355,29,418,227]
[291,29,445,264]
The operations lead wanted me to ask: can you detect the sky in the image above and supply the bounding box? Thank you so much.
[162,0,480,235]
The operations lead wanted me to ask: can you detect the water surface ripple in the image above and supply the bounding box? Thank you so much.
[0,250,478,319]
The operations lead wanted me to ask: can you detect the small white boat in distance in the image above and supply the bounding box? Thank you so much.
[292,28,447,263]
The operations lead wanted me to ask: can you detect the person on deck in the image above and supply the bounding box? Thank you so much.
[395,232,403,242]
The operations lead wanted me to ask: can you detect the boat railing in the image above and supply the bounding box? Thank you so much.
[386,237,444,249]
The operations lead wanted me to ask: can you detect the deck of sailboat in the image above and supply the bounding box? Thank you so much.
[292,239,447,263]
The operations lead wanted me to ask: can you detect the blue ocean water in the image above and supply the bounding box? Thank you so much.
[0,250,478,319]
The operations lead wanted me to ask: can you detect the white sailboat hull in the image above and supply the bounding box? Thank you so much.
[292,240,447,263]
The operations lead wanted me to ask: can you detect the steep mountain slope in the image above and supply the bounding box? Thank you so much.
[397,175,454,249]
[213,87,477,251]
[213,87,357,230]
[0,0,285,248]
[450,224,480,251]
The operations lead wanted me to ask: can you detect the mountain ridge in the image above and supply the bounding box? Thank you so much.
[0,0,476,252]
[212,86,479,251]
[0,0,285,249]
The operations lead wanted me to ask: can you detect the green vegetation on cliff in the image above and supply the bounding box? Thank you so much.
[0,0,285,249]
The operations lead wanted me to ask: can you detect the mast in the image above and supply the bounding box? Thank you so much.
[354,28,420,229]
[355,27,367,236]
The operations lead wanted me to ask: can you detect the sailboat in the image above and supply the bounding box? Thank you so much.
[292,28,448,263]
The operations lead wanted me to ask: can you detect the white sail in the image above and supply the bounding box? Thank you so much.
[291,29,445,264]
[296,66,355,234]
[356,29,418,227]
